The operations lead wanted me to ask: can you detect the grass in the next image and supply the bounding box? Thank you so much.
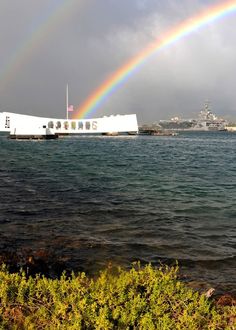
[0,263,235,329]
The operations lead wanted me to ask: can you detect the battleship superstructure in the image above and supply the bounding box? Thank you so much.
[159,102,228,131]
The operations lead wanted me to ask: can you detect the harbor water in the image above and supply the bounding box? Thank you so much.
[0,132,236,290]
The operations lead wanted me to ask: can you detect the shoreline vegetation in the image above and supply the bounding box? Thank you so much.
[0,259,235,329]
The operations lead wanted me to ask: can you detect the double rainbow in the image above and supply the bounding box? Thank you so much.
[73,0,236,119]
[0,0,82,90]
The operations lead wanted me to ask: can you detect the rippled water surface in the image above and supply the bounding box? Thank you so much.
[0,132,236,287]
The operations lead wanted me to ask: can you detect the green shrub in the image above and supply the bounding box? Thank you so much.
[0,263,235,329]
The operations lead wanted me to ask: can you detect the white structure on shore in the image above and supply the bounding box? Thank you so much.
[0,112,138,139]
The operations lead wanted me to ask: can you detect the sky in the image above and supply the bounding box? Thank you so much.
[0,0,236,123]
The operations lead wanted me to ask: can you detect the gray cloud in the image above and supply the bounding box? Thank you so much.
[0,0,236,123]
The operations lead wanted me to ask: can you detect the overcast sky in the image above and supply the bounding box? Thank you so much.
[0,0,236,123]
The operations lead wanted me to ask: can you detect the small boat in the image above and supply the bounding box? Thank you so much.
[151,131,178,136]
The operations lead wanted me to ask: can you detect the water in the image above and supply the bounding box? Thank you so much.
[0,132,236,289]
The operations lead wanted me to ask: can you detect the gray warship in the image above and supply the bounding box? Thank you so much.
[159,101,228,131]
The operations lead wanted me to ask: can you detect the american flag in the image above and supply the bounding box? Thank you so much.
[67,105,74,112]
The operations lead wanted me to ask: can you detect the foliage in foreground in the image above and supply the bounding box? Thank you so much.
[0,263,235,329]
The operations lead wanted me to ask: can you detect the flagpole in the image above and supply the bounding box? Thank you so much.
[66,84,69,120]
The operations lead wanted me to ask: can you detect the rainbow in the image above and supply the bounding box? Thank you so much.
[73,0,236,119]
[0,0,83,90]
